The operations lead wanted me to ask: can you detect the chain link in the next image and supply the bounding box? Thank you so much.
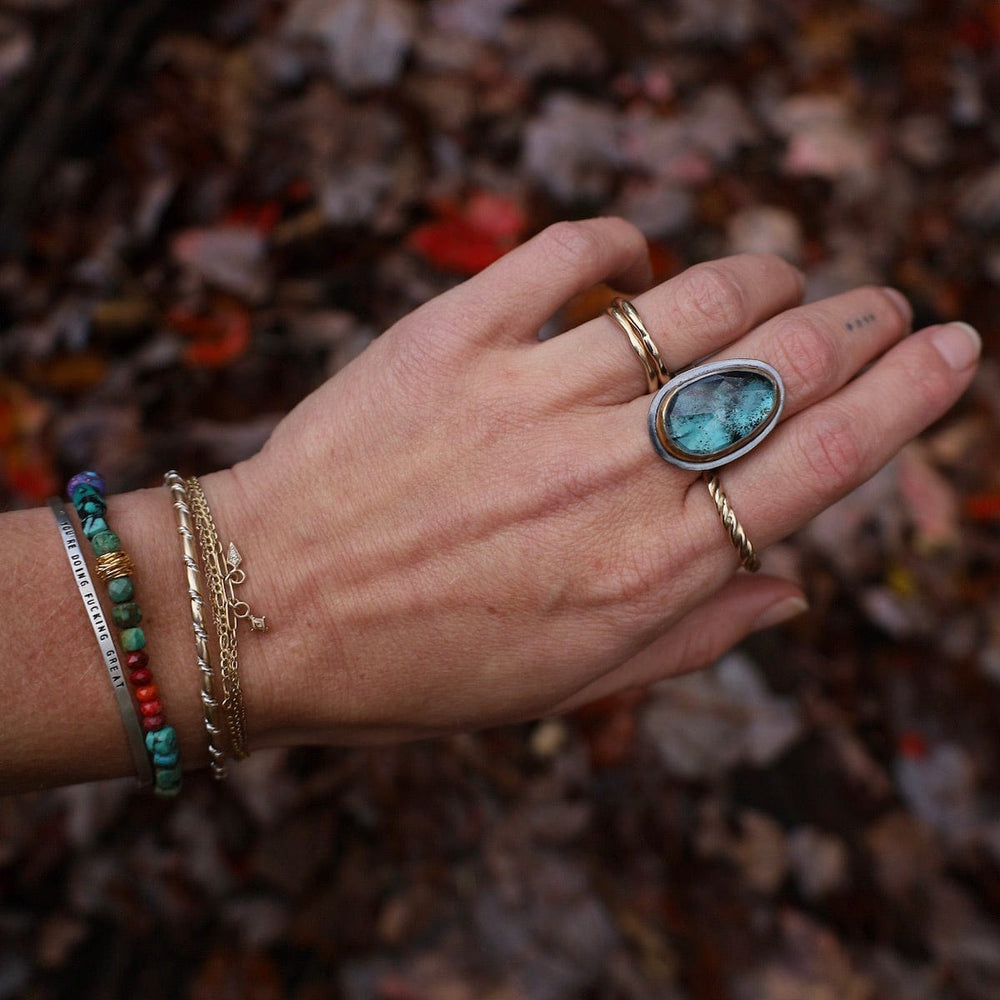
[186,477,251,759]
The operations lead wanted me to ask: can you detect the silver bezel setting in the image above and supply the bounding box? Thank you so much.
[648,358,785,471]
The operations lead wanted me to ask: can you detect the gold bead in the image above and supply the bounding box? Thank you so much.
[95,550,136,582]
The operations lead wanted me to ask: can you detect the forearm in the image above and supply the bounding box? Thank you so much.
[0,470,287,793]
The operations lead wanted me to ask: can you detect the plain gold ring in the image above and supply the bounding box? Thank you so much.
[606,297,671,393]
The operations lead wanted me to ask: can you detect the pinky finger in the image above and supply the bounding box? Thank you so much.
[551,574,807,713]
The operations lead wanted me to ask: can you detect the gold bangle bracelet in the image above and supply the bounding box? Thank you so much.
[164,471,227,779]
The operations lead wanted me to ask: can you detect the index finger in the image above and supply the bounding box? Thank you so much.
[436,218,653,348]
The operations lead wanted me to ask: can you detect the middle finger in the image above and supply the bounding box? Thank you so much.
[533,253,805,405]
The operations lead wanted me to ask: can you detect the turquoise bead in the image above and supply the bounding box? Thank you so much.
[91,530,121,556]
[663,372,777,458]
[153,749,179,768]
[112,602,142,628]
[154,766,182,795]
[71,482,104,510]
[82,515,108,540]
[75,491,106,517]
[107,577,134,602]
[146,725,178,757]
[121,626,145,651]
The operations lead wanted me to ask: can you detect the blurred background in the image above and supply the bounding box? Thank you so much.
[2,0,1000,997]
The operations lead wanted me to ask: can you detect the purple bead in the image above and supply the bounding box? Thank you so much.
[67,470,106,498]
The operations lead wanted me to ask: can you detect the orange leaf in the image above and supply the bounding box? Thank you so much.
[168,302,252,369]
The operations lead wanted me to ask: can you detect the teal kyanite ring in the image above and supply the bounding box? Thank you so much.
[648,358,784,471]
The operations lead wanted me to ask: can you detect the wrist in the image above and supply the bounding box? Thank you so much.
[113,467,297,768]
[195,462,318,751]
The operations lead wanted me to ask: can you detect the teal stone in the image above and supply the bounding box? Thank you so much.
[154,766,182,795]
[82,515,108,540]
[153,749,179,768]
[146,725,178,756]
[662,371,777,459]
[91,530,121,556]
[71,482,104,510]
[120,626,145,651]
[107,576,134,603]
[112,602,142,628]
[76,491,106,517]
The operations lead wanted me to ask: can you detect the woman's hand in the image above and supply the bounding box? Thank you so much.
[218,217,979,747]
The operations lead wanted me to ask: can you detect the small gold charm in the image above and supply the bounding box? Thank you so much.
[222,541,269,633]
[249,614,269,632]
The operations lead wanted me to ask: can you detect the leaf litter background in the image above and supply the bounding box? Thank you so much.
[3,0,1000,997]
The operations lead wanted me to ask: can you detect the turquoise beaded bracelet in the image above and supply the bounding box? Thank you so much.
[48,499,153,787]
[67,471,182,797]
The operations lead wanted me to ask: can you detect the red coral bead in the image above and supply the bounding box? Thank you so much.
[142,715,165,732]
[129,668,152,686]
[135,685,159,703]
[125,650,149,671]
[140,699,163,717]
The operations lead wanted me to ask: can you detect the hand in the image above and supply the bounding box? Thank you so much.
[218,218,979,746]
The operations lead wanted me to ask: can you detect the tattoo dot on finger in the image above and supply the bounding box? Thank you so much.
[844,312,878,332]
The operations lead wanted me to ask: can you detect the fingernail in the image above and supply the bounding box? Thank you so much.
[932,321,981,371]
[881,286,912,323]
[752,596,809,632]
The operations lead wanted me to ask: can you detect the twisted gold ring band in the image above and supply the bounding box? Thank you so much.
[705,473,760,572]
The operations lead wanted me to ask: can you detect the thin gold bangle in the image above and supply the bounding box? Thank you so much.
[163,471,227,779]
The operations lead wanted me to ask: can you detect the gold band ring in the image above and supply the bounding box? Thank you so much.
[606,297,671,393]
[705,473,760,572]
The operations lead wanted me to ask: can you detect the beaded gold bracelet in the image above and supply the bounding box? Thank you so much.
[185,475,269,761]
[67,471,182,796]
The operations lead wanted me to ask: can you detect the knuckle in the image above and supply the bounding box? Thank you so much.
[671,621,725,673]
[770,315,839,394]
[675,262,750,331]
[538,220,604,272]
[898,343,954,408]
[798,406,866,488]
[599,548,666,612]
[386,322,465,386]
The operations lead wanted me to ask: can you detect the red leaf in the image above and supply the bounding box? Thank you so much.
[897,731,928,760]
[407,192,527,275]
[4,449,58,504]
[167,301,252,369]
[965,492,1000,521]
[223,201,283,234]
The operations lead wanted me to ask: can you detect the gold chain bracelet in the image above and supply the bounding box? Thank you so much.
[186,476,269,760]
